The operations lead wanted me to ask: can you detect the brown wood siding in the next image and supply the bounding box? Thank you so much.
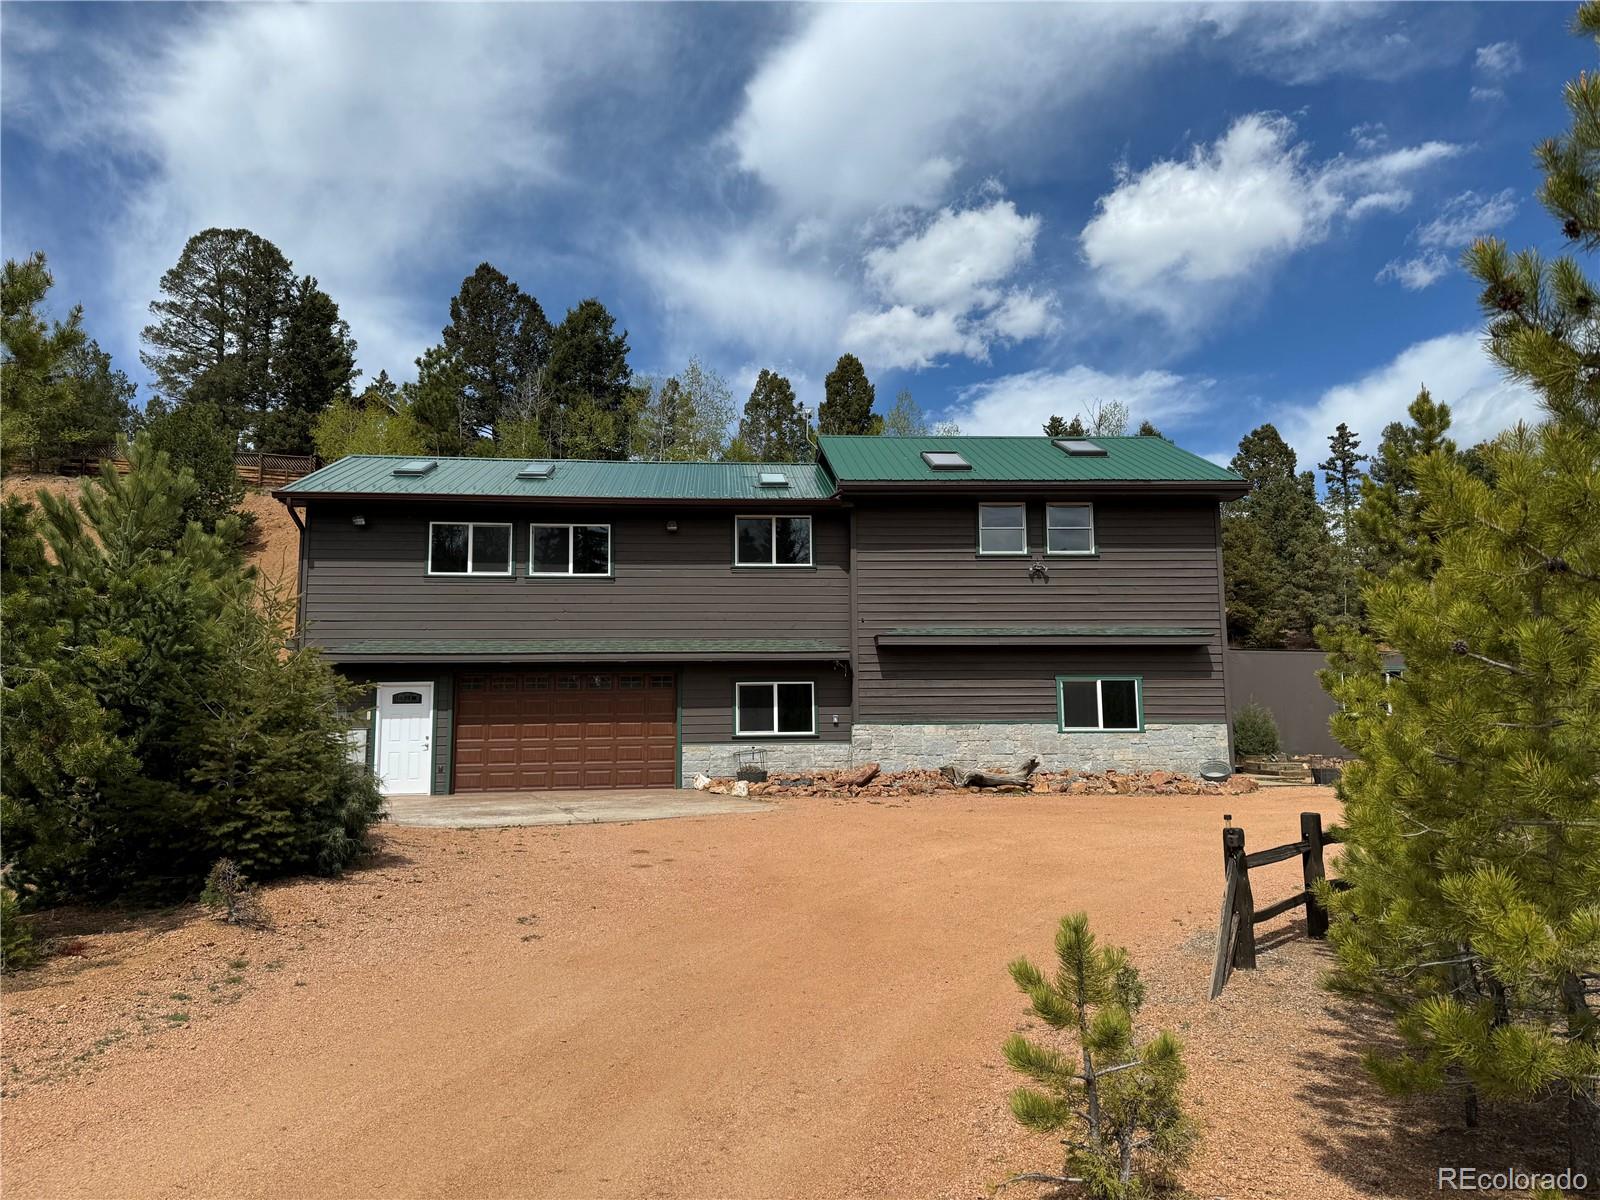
[853,496,1227,724]
[299,502,849,646]
[680,663,852,742]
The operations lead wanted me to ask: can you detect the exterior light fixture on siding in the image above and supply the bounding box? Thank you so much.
[666,520,679,532]
[352,515,367,527]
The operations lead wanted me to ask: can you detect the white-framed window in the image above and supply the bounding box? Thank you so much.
[1057,676,1142,732]
[531,523,611,576]
[428,521,513,576]
[735,515,813,567]
[1046,503,1095,555]
[978,503,1027,555]
[734,681,816,736]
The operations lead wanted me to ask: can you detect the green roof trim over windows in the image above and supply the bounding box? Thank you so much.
[816,435,1244,484]
[281,456,835,501]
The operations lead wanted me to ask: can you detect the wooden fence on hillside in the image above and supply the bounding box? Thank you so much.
[1209,812,1345,998]
[59,450,319,489]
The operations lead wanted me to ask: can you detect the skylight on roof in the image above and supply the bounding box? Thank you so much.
[921,450,972,471]
[392,459,438,476]
[1051,439,1108,457]
[758,471,790,488]
[517,462,556,479]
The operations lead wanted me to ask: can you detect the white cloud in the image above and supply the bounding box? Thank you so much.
[1376,190,1518,291]
[1079,114,1461,326]
[1471,86,1506,104]
[725,5,1454,228]
[839,198,1056,370]
[1475,41,1523,78]
[983,290,1057,344]
[1275,330,1541,468]
[864,200,1039,312]
[944,366,1214,435]
[1417,188,1519,247]
[10,4,672,383]
[1350,122,1388,152]
[1376,252,1452,290]
[840,306,984,371]
[629,230,855,365]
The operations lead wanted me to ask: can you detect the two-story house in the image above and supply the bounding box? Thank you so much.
[275,435,1247,796]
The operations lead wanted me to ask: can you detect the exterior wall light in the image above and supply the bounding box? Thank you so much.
[352,515,367,527]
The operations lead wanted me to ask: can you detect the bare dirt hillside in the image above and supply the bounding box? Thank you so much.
[0,787,1564,1200]
[2,473,300,601]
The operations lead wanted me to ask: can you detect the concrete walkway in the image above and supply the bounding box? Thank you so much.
[383,788,771,829]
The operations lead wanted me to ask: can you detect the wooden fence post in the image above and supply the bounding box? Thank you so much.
[1222,823,1257,969]
[1301,812,1328,939]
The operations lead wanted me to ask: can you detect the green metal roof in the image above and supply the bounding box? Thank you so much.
[816,435,1243,485]
[876,624,1216,646]
[314,637,849,661]
[280,456,836,501]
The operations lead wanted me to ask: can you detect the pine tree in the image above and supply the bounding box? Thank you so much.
[1,253,137,469]
[1352,388,1457,580]
[1,439,382,902]
[883,389,928,437]
[1043,414,1073,437]
[404,345,472,456]
[142,400,250,548]
[1324,8,1600,1173]
[1223,424,1336,645]
[1319,422,1368,621]
[544,298,637,458]
[1136,420,1163,438]
[439,263,551,442]
[266,276,357,454]
[357,370,401,413]
[819,353,879,435]
[740,369,810,460]
[1003,913,1195,1198]
[141,228,295,443]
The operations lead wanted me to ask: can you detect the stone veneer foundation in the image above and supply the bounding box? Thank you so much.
[682,722,1229,785]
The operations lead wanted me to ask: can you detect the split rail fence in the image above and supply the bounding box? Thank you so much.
[1209,811,1344,999]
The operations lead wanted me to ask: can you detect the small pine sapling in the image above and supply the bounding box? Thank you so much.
[1231,701,1281,757]
[1002,912,1195,1199]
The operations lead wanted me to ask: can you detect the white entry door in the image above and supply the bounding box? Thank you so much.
[375,682,434,795]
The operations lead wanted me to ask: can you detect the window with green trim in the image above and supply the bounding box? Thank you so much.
[1057,676,1142,732]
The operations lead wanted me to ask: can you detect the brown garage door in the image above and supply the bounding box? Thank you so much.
[453,670,678,792]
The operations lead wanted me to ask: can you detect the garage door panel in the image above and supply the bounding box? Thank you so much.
[455,668,677,793]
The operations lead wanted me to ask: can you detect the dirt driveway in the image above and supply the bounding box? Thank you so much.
[0,788,1564,1199]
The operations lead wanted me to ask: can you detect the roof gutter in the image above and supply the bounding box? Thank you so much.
[269,491,846,508]
[833,479,1247,499]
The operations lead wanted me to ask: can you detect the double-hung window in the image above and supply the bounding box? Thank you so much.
[1058,677,1142,732]
[531,524,611,576]
[735,515,812,566]
[1046,503,1095,555]
[734,681,816,736]
[429,521,512,575]
[978,503,1026,555]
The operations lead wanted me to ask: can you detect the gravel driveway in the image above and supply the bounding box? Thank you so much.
[0,788,1564,1199]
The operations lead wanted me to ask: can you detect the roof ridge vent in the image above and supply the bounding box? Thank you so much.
[392,459,438,476]
[1052,438,1108,457]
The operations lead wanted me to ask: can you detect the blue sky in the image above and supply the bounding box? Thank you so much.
[1,2,1586,469]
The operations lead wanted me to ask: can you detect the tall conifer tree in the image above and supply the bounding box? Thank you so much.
[1323,7,1600,1172]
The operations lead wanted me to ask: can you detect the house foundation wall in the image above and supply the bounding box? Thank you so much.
[683,722,1229,783]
